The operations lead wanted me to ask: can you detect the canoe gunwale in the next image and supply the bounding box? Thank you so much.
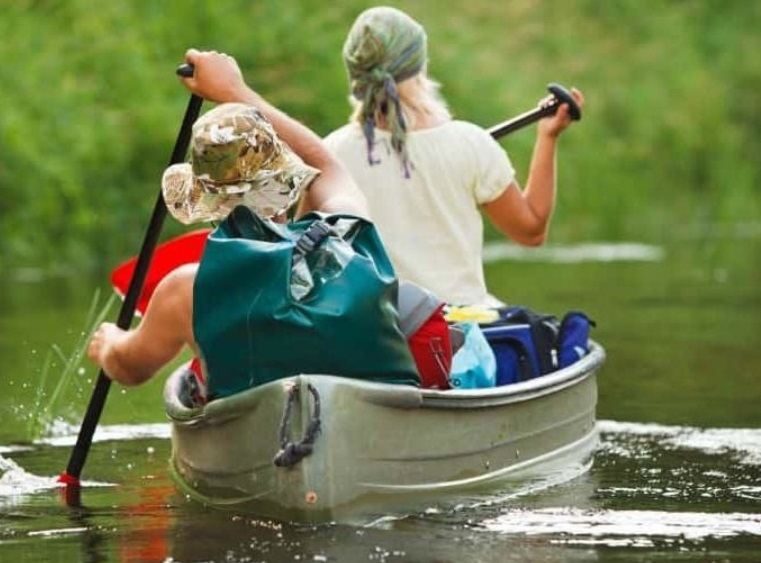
[166,341,604,426]
[418,340,604,409]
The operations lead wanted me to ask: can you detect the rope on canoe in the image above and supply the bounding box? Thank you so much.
[273,382,322,467]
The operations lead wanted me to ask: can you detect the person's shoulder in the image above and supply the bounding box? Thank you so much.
[323,123,362,145]
[447,120,484,132]
[444,120,497,141]
[434,120,501,153]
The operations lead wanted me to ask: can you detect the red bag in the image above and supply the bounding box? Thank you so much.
[398,282,452,389]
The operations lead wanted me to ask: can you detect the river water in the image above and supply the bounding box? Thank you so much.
[1,227,760,562]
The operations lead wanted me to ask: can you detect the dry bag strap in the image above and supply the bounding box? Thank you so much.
[292,220,333,266]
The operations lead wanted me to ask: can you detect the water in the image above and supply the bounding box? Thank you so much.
[1,230,760,562]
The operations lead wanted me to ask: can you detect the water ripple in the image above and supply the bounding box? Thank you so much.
[480,507,761,545]
[599,420,761,466]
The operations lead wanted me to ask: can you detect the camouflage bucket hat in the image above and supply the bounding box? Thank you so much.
[162,103,319,224]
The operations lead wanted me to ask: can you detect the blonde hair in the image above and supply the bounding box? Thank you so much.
[349,72,452,130]
[342,7,451,176]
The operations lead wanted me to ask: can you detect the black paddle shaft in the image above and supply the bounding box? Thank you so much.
[63,91,203,482]
[487,83,581,139]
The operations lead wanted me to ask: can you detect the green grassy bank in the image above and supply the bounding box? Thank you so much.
[1,0,759,270]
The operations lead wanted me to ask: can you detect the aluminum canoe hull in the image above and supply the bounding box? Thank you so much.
[165,341,604,523]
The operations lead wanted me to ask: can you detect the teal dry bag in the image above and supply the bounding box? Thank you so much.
[193,205,419,399]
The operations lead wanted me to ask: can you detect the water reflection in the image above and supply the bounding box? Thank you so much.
[1,232,760,561]
[2,420,760,561]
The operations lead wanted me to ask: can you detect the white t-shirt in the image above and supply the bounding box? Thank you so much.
[324,120,515,305]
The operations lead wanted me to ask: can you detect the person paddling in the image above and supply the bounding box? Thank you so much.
[324,6,585,307]
[87,51,419,397]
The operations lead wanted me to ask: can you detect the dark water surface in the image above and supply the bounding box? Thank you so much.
[1,229,760,562]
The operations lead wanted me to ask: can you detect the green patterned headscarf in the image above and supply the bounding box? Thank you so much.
[343,6,427,178]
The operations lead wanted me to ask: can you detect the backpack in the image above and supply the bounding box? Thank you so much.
[479,306,596,385]
[182,280,459,401]
[557,311,596,368]
[479,307,559,385]
[194,207,419,399]
[397,281,453,389]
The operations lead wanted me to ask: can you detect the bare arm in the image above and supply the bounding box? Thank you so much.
[179,49,369,219]
[87,265,198,386]
[484,88,585,246]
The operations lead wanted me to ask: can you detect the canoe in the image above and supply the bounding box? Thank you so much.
[164,341,605,524]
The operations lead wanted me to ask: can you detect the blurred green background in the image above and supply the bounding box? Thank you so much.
[1,0,759,272]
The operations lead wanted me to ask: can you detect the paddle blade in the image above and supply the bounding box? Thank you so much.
[110,229,210,315]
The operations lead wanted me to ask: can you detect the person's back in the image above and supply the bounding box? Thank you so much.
[324,6,584,306]
[326,119,513,306]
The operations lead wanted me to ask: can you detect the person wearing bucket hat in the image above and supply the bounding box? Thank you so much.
[162,102,320,224]
[175,48,369,221]
[323,6,585,307]
[87,49,376,389]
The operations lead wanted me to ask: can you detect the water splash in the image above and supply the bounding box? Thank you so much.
[0,422,166,505]
[0,452,113,513]
[0,454,67,499]
[0,453,53,488]
[26,289,117,440]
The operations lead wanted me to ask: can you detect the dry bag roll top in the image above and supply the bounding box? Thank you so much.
[193,205,419,399]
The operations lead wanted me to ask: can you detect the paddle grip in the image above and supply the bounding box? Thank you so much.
[487,83,581,139]
[177,63,194,77]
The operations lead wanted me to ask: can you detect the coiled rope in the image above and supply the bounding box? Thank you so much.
[273,382,322,467]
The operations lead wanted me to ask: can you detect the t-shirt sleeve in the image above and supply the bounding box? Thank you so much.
[471,129,516,205]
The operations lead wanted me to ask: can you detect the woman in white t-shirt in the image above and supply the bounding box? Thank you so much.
[324,6,585,307]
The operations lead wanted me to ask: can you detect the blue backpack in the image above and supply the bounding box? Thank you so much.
[480,307,596,385]
[557,311,596,368]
